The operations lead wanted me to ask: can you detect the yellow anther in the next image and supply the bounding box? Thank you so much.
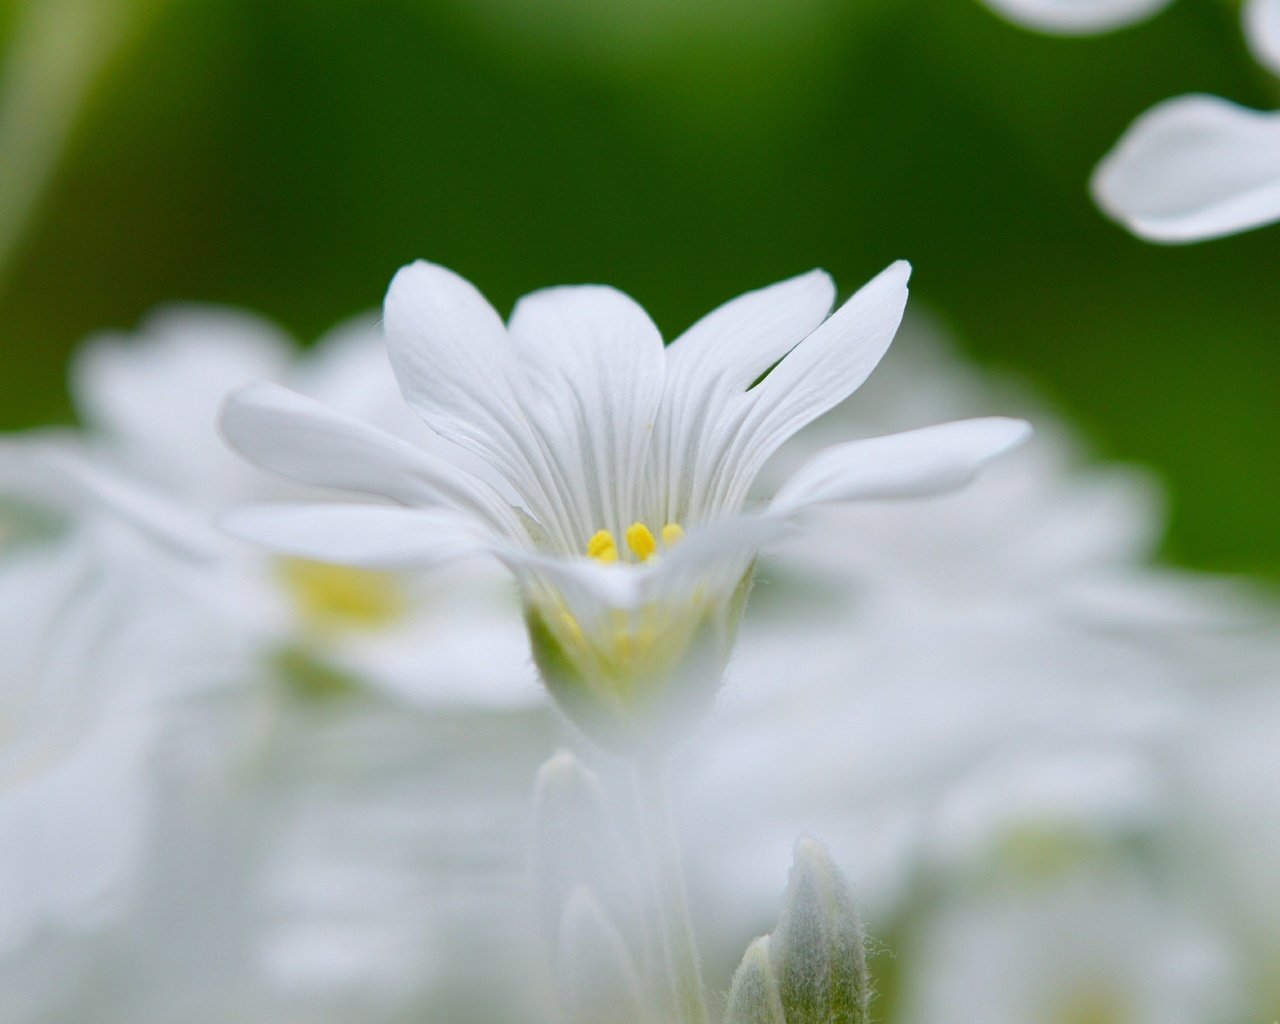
[625,522,658,561]
[661,522,684,547]
[587,529,619,563]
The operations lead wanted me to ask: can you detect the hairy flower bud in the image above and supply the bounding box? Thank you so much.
[727,837,871,1024]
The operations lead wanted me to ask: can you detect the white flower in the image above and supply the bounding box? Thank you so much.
[896,868,1238,1024]
[3,306,534,709]
[1092,94,1280,243]
[221,260,1029,746]
[978,0,1171,35]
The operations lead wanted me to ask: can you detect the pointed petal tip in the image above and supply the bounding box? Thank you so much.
[985,415,1035,452]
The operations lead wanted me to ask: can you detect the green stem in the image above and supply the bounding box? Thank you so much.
[633,758,710,1024]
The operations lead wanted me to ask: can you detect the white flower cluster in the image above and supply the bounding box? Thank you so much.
[0,263,1276,1022]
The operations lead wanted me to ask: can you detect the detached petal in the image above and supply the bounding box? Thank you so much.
[508,284,666,546]
[1092,95,1280,243]
[220,382,522,538]
[1244,0,1280,78]
[222,503,493,569]
[768,417,1032,518]
[979,0,1172,34]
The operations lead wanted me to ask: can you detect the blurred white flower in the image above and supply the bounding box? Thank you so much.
[221,259,1028,747]
[978,0,1171,35]
[673,321,1265,956]
[1092,94,1280,243]
[1173,641,1280,1019]
[896,867,1238,1024]
[0,308,547,1016]
[0,534,173,952]
[5,306,536,709]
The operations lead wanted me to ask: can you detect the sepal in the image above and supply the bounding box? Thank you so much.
[726,837,870,1024]
[557,887,651,1024]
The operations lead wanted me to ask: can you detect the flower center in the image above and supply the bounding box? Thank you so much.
[277,557,408,632]
[586,521,684,564]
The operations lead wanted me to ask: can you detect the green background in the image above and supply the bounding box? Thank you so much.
[1,0,1276,581]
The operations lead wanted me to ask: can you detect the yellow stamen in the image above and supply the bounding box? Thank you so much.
[587,529,618,563]
[661,522,684,547]
[625,522,658,561]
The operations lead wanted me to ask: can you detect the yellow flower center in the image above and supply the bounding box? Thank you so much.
[586,521,684,564]
[277,557,408,632]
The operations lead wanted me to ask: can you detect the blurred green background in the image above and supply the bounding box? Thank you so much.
[1,0,1276,581]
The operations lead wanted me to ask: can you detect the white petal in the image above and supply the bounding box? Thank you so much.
[1244,0,1280,77]
[654,270,835,523]
[384,261,560,516]
[768,417,1032,518]
[979,0,1172,34]
[222,503,493,569]
[1092,94,1280,243]
[0,435,221,559]
[644,514,789,607]
[69,306,293,498]
[504,549,640,622]
[507,284,666,545]
[220,382,522,538]
[701,261,911,517]
[666,270,835,395]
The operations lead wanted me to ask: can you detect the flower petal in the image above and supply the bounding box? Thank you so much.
[654,270,835,523]
[222,503,494,569]
[0,435,221,559]
[768,417,1032,518]
[1244,0,1280,78]
[507,284,666,546]
[1092,94,1280,243]
[979,0,1172,34]
[219,382,523,538]
[699,260,911,518]
[384,261,562,516]
[644,514,789,609]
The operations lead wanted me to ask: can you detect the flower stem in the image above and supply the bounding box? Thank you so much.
[633,758,710,1024]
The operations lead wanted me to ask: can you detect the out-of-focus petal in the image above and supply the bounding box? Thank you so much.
[1244,0,1280,77]
[1092,94,1280,243]
[980,0,1173,34]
